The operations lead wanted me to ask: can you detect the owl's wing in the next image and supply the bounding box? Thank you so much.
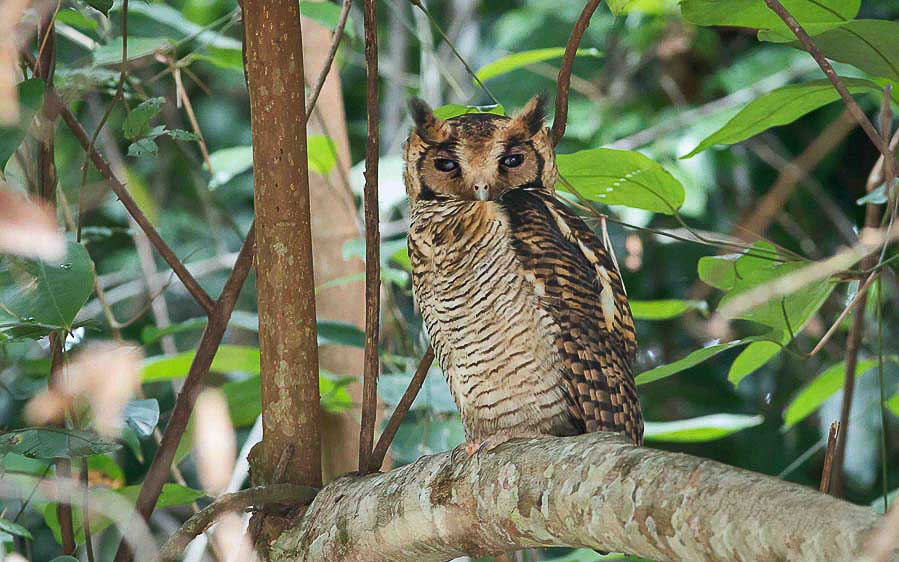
[501,188,643,444]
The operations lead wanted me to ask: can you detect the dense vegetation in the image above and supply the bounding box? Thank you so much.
[1,0,898,560]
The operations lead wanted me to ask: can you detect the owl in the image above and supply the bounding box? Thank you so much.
[404,95,643,450]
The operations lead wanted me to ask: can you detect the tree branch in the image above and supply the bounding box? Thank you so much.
[19,54,217,315]
[113,224,256,562]
[550,0,601,146]
[272,433,889,561]
[358,0,381,474]
[158,484,318,561]
[368,346,434,473]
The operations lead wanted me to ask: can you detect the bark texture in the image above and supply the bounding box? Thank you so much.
[272,432,888,562]
[243,0,321,487]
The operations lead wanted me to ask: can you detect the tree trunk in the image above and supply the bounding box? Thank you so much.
[243,0,321,488]
[271,433,890,562]
[300,13,370,480]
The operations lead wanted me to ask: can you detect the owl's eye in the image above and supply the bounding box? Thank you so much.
[434,158,459,172]
[500,154,525,168]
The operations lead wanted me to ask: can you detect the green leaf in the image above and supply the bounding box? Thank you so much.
[607,0,678,15]
[165,129,201,141]
[556,148,685,214]
[0,517,33,540]
[682,78,881,158]
[759,20,899,82]
[317,320,365,348]
[680,0,858,32]
[1,241,94,333]
[123,97,166,140]
[93,37,175,66]
[142,345,261,381]
[698,253,740,290]
[141,317,209,345]
[121,2,242,50]
[118,482,206,507]
[630,299,707,320]
[886,393,899,417]
[320,372,355,413]
[783,359,882,428]
[127,138,159,158]
[635,337,764,385]
[122,399,159,437]
[56,9,98,31]
[85,0,112,15]
[206,146,253,189]
[728,339,783,385]
[0,428,121,459]
[644,414,764,442]
[195,46,244,71]
[475,48,601,82]
[224,373,354,427]
[301,1,356,39]
[432,104,505,120]
[308,135,338,176]
[0,79,44,169]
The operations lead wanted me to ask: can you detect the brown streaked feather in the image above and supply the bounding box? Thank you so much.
[500,187,643,444]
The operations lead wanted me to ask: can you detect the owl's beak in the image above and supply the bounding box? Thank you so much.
[473,184,490,201]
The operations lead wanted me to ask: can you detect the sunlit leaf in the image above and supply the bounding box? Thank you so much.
[607,0,677,15]
[682,79,881,158]
[886,392,899,417]
[728,339,784,385]
[142,345,261,381]
[57,8,98,31]
[783,359,882,428]
[644,414,764,442]
[697,253,740,290]
[635,337,765,385]
[475,48,601,82]
[224,372,354,428]
[680,0,857,33]
[556,149,685,214]
[195,46,244,71]
[433,104,505,120]
[308,135,338,176]
[630,299,707,320]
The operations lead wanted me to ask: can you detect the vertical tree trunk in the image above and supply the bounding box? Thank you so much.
[242,0,321,488]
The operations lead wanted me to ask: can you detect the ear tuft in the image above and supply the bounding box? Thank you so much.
[512,94,548,138]
[408,97,443,141]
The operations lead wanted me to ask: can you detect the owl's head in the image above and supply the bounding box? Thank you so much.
[403,95,557,203]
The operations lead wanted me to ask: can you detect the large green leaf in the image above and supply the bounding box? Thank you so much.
[556,149,685,214]
[697,253,741,290]
[630,299,707,320]
[728,338,784,385]
[0,79,44,169]
[123,97,166,140]
[683,78,881,158]
[644,414,764,442]
[759,20,899,82]
[680,0,858,32]
[635,337,765,385]
[1,241,94,334]
[783,359,882,428]
[142,345,260,381]
[475,48,601,82]
[0,428,121,459]
[223,372,354,428]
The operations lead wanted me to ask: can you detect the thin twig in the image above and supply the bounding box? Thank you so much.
[761,0,894,163]
[158,484,318,561]
[22,52,217,315]
[81,457,96,562]
[368,347,435,472]
[112,224,256,562]
[305,0,352,115]
[551,0,602,146]
[77,0,129,242]
[358,0,381,474]
[820,421,839,494]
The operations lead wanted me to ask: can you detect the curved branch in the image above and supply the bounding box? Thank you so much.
[272,432,888,561]
[159,484,318,561]
[551,0,602,146]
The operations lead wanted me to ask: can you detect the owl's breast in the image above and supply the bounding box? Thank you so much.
[408,200,577,440]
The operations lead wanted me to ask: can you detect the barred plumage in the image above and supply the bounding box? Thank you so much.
[405,96,643,446]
